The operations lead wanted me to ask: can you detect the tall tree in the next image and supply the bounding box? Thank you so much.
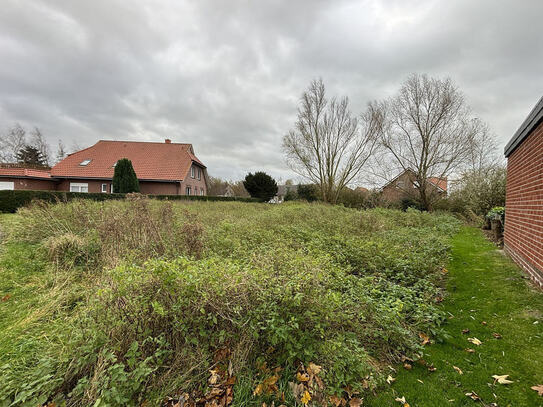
[372,73,489,210]
[243,171,278,202]
[16,145,48,166]
[112,158,140,193]
[30,127,51,166]
[282,79,381,204]
[0,124,27,163]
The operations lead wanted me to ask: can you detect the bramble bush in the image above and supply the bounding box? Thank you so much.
[0,200,459,406]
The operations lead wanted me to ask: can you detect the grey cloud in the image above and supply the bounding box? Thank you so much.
[1,0,542,181]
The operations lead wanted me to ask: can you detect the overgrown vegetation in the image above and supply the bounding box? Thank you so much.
[0,200,459,406]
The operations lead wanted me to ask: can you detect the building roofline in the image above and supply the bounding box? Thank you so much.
[505,96,543,157]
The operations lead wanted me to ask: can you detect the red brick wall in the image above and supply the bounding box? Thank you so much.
[0,177,56,190]
[139,181,178,195]
[179,164,207,196]
[504,120,543,287]
[56,179,108,193]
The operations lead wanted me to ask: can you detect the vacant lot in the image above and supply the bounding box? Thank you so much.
[1,200,458,406]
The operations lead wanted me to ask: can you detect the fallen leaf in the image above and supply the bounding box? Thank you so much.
[531,384,543,396]
[349,398,363,407]
[492,374,513,385]
[427,365,437,372]
[394,396,410,406]
[465,348,475,353]
[263,375,278,386]
[468,337,482,346]
[492,333,502,339]
[386,375,396,384]
[314,375,324,389]
[1,294,10,302]
[289,382,304,399]
[453,366,463,375]
[441,268,448,274]
[228,360,233,377]
[465,391,481,401]
[253,384,263,396]
[481,321,487,325]
[208,369,220,385]
[419,332,430,346]
[329,395,342,407]
[403,363,412,370]
[307,362,322,376]
[297,372,309,382]
[301,391,311,405]
[417,379,424,384]
[462,328,470,334]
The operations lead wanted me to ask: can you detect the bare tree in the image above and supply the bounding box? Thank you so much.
[373,73,489,209]
[55,140,67,164]
[282,79,381,203]
[0,124,27,163]
[465,119,504,174]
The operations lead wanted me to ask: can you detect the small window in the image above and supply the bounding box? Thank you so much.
[197,168,201,180]
[191,166,195,178]
[79,159,91,166]
[200,188,204,196]
[70,183,88,193]
[186,186,191,195]
[101,183,107,193]
[111,184,114,193]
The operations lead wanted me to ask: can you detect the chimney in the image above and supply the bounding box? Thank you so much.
[165,139,171,144]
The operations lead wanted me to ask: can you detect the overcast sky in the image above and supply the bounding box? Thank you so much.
[1,0,542,182]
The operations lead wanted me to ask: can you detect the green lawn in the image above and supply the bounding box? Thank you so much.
[366,226,543,406]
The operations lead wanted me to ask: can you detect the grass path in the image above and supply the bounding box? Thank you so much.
[366,226,543,406]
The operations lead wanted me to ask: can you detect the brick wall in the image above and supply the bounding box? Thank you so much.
[504,119,543,287]
[2,177,56,191]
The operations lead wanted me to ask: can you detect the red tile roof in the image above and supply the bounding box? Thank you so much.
[0,167,52,179]
[428,177,448,191]
[51,140,205,181]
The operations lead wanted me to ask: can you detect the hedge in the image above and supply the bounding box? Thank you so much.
[0,190,258,213]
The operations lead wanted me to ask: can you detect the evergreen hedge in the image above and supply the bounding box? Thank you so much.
[0,190,258,213]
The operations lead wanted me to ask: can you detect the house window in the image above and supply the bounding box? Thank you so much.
[101,183,107,193]
[70,183,88,193]
[79,159,91,166]
[191,166,195,178]
[197,168,201,180]
[111,184,114,193]
[200,188,204,196]
[186,186,191,195]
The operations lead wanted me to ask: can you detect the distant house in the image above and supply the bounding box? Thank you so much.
[355,186,369,194]
[0,164,55,191]
[272,184,298,203]
[216,184,235,197]
[381,169,447,204]
[0,139,208,195]
[504,97,543,287]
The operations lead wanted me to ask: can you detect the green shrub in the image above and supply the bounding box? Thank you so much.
[486,206,505,221]
[112,158,140,193]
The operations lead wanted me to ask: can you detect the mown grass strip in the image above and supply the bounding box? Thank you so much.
[366,226,543,406]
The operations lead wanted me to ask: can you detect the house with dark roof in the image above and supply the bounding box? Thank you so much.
[504,97,543,287]
[0,139,208,196]
[381,169,447,205]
